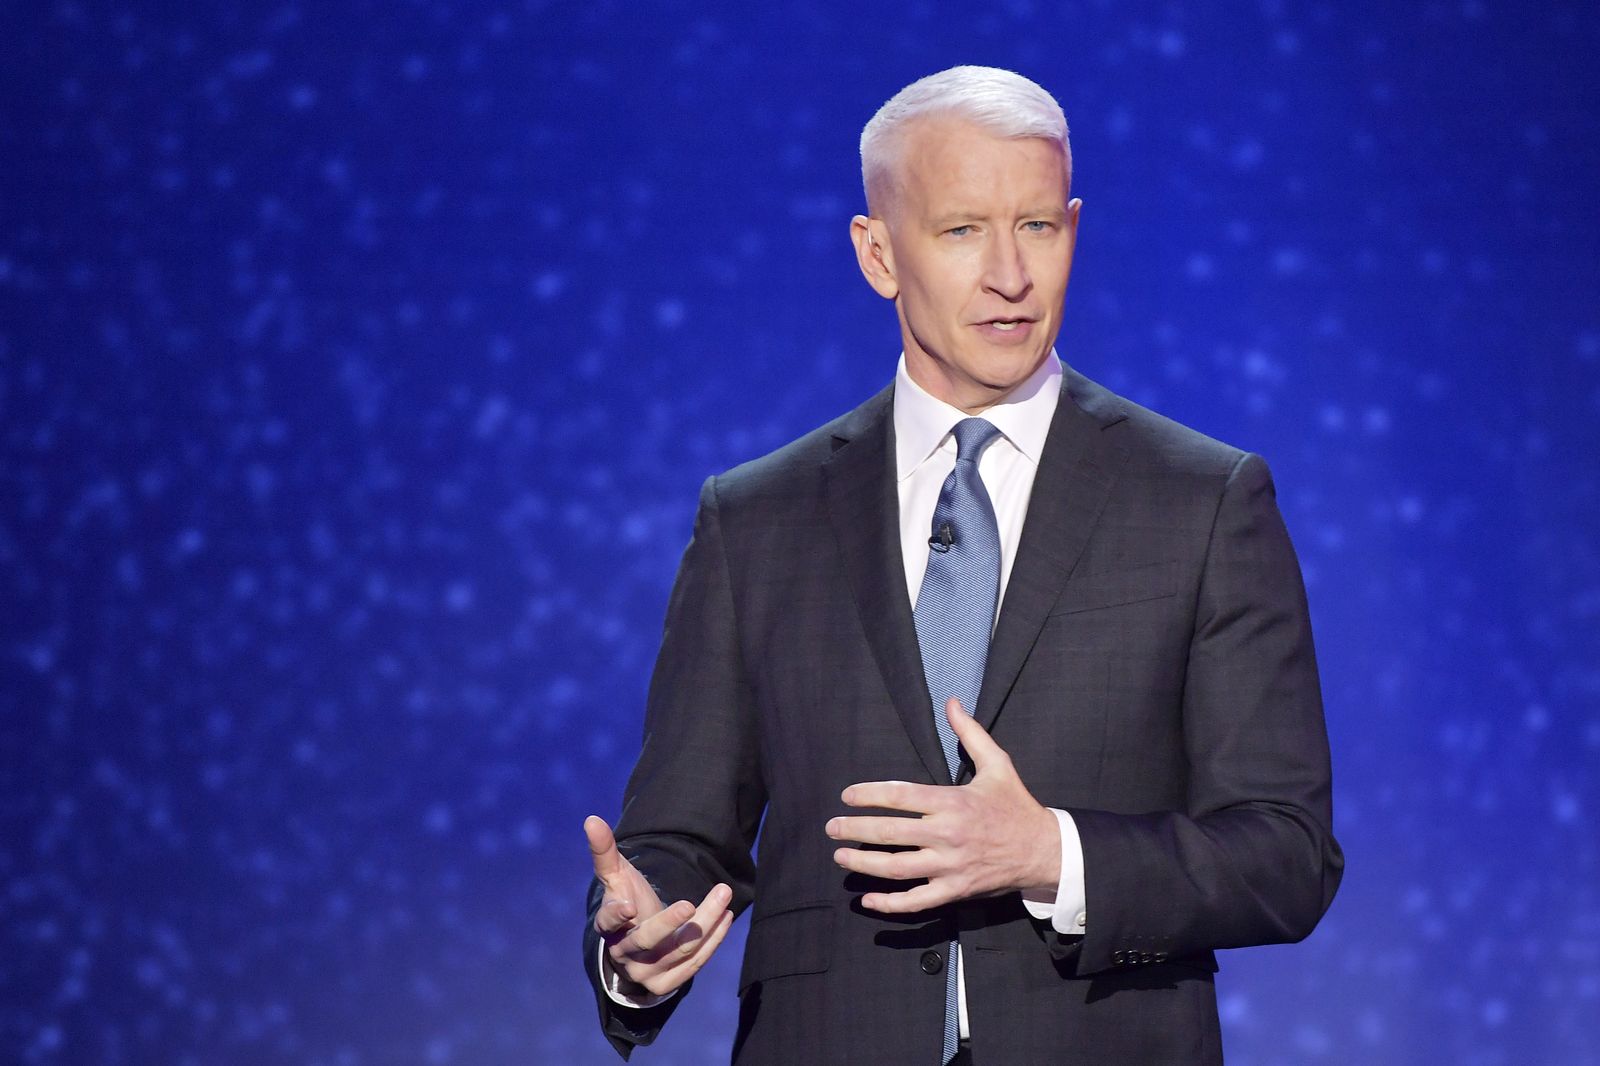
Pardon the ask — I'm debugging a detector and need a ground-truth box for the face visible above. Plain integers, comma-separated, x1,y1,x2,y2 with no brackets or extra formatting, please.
852,117,1080,413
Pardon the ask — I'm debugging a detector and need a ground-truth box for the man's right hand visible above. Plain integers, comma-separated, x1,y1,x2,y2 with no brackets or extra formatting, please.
586,814,735,999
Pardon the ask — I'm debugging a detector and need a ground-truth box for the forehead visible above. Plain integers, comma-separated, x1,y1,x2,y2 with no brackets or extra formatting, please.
895,116,1068,218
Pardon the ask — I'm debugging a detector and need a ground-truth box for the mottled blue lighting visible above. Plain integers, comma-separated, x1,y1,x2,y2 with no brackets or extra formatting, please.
2,2,1597,1064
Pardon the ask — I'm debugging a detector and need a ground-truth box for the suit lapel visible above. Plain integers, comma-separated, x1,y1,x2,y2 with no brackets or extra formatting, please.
822,384,950,785
971,368,1130,747
824,369,1131,785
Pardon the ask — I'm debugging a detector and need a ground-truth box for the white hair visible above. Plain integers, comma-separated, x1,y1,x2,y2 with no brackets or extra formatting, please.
859,65,1071,216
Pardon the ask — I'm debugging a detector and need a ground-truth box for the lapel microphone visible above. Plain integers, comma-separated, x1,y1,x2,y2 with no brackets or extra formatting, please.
929,522,956,553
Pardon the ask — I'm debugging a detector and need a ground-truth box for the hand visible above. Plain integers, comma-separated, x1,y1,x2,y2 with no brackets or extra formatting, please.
586,815,735,997
826,698,1061,914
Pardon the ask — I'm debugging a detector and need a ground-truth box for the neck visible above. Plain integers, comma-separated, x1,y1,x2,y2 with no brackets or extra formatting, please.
903,352,1048,415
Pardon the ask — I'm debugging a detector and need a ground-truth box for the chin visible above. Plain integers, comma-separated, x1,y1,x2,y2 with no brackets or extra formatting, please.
974,349,1047,384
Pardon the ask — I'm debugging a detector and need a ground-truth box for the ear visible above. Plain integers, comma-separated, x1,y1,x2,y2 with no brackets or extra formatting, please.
1060,197,1083,284
850,215,899,300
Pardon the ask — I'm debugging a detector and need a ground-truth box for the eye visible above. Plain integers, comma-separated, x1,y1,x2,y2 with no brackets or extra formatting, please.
946,225,973,237
1023,220,1054,233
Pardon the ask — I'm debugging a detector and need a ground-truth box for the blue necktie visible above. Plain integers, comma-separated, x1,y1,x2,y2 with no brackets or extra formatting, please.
911,417,1003,1064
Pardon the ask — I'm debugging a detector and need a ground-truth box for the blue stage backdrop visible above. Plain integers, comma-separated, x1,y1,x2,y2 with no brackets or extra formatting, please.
3,2,1597,1063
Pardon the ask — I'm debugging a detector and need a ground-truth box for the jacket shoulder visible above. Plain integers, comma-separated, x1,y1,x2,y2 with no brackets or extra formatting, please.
708,383,891,506
1067,368,1252,481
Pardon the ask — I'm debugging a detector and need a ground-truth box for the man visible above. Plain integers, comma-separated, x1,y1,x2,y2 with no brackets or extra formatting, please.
582,65,1342,1064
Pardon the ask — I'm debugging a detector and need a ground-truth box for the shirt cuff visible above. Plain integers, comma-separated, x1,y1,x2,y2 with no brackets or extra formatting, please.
597,940,679,1009
1020,807,1088,934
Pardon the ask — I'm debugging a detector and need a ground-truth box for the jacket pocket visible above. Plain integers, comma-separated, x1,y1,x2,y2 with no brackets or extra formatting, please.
1049,560,1178,616
738,900,835,993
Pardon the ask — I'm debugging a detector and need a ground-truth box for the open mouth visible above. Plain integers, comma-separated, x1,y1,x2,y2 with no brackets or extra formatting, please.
977,317,1035,336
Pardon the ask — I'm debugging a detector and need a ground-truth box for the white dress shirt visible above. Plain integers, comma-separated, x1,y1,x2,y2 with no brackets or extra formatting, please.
600,352,1090,1017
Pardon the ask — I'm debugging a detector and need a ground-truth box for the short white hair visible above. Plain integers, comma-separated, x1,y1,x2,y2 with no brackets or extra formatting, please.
860,65,1071,216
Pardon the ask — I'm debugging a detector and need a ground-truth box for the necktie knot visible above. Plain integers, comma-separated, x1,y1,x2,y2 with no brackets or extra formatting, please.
951,417,1002,464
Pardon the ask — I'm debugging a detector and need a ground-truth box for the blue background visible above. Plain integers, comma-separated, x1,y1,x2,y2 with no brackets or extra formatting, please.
4,2,1598,1063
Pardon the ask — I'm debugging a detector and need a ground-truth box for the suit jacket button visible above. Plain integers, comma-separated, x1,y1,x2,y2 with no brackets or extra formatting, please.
1154,951,1169,963
1138,951,1152,965
920,949,944,975
1111,950,1126,965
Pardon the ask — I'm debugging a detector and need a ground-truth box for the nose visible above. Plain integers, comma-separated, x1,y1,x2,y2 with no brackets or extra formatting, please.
981,230,1032,302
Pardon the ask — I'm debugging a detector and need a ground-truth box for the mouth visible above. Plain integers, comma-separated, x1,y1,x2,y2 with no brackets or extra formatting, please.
974,316,1037,341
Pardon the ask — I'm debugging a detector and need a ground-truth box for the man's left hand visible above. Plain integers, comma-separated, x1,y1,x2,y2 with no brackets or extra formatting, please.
827,698,1062,913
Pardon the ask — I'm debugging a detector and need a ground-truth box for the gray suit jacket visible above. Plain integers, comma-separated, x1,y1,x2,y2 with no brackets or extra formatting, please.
585,367,1343,1064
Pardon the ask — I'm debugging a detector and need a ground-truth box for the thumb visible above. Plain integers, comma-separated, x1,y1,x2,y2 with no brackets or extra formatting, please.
945,697,1008,774
585,815,627,886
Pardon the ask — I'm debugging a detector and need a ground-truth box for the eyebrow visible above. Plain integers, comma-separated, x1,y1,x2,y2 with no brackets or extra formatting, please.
927,207,1068,228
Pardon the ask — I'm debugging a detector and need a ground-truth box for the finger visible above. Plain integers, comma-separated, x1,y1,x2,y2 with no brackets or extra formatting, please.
638,908,736,997
841,779,942,814
692,908,735,966
945,698,1009,773
668,883,734,960
832,845,939,882
677,908,735,975
594,895,639,935
585,815,627,886
826,815,930,847
860,881,951,914
614,884,731,972
611,898,697,959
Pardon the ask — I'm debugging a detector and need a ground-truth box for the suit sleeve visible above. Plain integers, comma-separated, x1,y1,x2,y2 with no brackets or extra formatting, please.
1060,452,1344,974
582,475,766,1058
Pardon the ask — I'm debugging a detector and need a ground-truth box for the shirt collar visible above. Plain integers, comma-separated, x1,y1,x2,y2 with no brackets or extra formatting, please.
893,351,1063,481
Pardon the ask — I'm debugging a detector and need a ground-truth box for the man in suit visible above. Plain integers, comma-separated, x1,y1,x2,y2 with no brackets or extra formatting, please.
582,65,1343,1064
